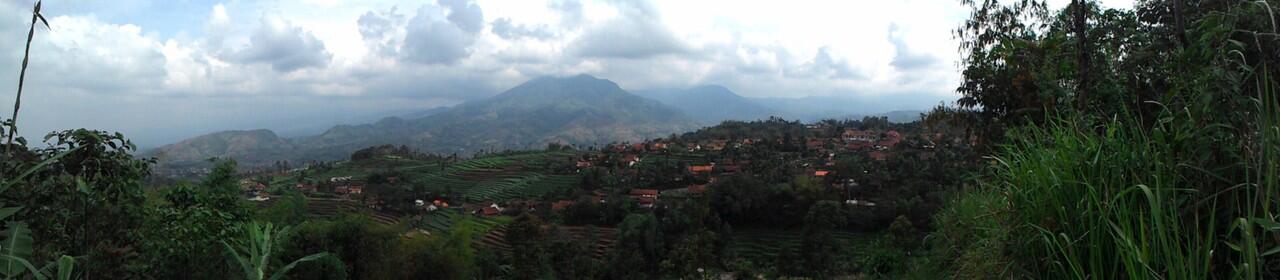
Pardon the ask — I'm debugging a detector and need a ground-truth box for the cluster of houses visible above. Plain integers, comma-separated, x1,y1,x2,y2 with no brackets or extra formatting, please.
247,125,941,219
808,129,905,160
240,179,270,201
561,127,932,212
242,175,368,201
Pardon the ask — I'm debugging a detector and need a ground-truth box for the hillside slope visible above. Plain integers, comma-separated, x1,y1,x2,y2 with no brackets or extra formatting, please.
150,75,697,174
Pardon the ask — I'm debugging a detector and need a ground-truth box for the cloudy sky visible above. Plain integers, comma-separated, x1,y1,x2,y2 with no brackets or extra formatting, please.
0,0,1133,148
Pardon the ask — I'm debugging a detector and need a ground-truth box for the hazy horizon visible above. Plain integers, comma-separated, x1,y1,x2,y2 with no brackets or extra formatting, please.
0,0,1133,148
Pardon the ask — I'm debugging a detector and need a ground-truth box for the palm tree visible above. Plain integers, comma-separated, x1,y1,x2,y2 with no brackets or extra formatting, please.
221,222,330,280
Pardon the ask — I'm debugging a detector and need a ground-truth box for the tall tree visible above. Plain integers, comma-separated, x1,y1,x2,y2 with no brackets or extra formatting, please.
506,214,551,279
1073,0,1091,109
607,214,663,279
799,201,847,276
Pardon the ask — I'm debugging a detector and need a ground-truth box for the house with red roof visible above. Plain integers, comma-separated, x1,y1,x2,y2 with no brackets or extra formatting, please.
842,129,877,142
630,189,660,198
807,138,827,150
869,150,889,161
687,184,708,196
637,197,657,208
551,200,574,211
476,203,503,216
591,190,607,203
689,165,714,174
295,183,316,192
648,142,669,151
623,154,641,166
846,141,873,150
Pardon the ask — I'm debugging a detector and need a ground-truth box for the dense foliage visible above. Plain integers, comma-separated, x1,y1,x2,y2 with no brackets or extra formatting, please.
930,0,1280,279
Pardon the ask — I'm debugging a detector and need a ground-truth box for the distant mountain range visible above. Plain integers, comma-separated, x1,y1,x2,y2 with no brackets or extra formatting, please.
637,85,780,124
640,86,925,124
149,75,926,173
149,75,698,172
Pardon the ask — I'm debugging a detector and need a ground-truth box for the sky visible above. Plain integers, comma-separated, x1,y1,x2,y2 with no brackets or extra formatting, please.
0,0,1135,148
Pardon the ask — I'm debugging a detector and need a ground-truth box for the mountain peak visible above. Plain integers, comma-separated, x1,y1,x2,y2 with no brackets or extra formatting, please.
491,74,628,103
691,84,732,93
529,74,610,85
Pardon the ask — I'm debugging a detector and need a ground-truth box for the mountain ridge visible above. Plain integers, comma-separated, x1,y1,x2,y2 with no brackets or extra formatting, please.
149,75,698,173
638,85,781,124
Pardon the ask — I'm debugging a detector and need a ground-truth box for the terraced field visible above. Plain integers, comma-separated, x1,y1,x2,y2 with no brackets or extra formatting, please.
410,152,582,203
255,197,400,225
729,229,872,262
415,208,509,236
478,225,619,259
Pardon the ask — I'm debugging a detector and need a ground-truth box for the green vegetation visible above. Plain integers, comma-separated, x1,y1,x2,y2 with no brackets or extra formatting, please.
727,229,869,264
415,208,508,236
1,0,1275,279
924,0,1280,279
221,222,329,280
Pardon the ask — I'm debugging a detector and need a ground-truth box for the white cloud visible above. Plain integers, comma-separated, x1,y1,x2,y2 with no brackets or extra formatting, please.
226,16,332,72
26,15,168,95
400,3,479,64
0,0,1145,147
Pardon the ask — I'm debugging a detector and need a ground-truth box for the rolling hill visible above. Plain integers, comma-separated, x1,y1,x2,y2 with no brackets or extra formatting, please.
149,74,698,174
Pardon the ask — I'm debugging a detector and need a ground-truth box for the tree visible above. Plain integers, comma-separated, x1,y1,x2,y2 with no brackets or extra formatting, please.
887,215,919,249
141,179,250,279
394,228,475,279
800,201,847,276
280,215,398,279
708,173,770,225
506,214,550,279
607,214,663,279
256,192,308,226
4,129,154,278
548,232,600,279
954,0,1052,146
659,230,719,278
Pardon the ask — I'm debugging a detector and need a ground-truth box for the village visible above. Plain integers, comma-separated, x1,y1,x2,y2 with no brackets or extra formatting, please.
241,118,968,238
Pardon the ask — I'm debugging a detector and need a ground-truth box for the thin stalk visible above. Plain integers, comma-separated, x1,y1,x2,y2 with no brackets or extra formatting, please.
6,1,48,155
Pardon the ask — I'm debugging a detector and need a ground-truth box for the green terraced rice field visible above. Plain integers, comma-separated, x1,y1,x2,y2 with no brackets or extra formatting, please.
416,208,509,236
729,229,871,262
407,152,581,203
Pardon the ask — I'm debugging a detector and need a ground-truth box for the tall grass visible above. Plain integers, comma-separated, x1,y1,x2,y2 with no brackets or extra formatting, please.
931,3,1280,278
933,55,1279,280
995,115,1216,279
